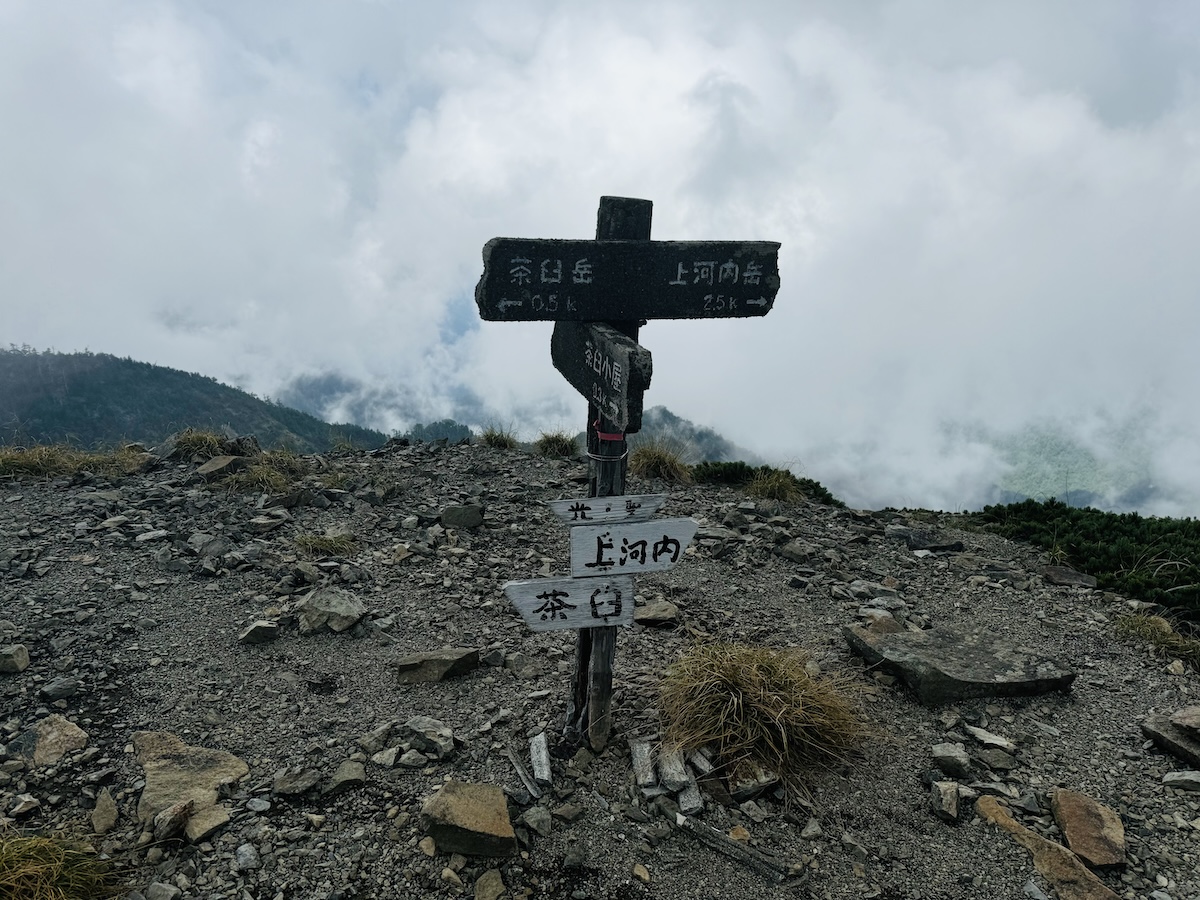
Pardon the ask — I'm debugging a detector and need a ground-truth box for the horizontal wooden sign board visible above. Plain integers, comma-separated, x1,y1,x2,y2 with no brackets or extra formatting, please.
476,238,780,322
551,321,652,433
570,518,699,578
546,494,668,526
504,576,635,632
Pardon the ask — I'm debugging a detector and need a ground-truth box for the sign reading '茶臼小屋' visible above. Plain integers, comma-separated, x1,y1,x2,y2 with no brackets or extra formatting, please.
551,321,652,434
476,238,780,322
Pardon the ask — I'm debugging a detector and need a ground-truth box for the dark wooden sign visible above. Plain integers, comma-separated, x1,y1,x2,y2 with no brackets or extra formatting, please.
551,321,652,433
476,238,780,322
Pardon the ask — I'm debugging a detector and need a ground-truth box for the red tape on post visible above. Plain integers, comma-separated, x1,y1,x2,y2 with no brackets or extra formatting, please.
592,419,625,443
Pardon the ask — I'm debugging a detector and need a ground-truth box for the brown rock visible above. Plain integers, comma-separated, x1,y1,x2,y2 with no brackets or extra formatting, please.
0,643,30,673
977,796,1120,900
420,781,516,857
1050,789,1125,868
134,731,249,842
91,787,118,834
634,599,679,627
30,714,89,766
1170,705,1200,735
298,586,366,634
195,455,247,480
931,781,959,822
396,648,480,685
474,868,506,900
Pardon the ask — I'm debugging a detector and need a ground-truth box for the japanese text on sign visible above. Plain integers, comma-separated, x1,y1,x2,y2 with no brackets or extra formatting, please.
503,576,635,633
569,518,699,579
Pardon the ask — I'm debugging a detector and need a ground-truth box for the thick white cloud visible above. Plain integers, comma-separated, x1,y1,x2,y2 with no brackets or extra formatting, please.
2,1,1199,512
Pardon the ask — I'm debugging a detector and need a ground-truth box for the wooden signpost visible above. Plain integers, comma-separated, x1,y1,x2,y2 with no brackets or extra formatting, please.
477,196,779,751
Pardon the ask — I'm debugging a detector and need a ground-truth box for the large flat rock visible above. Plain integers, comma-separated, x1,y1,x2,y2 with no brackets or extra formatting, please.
1050,789,1126,868
420,781,515,856
844,623,1075,706
1142,713,1200,768
395,648,480,685
134,731,249,842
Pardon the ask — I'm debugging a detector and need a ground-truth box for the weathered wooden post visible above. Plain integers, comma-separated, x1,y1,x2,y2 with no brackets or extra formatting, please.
476,196,780,751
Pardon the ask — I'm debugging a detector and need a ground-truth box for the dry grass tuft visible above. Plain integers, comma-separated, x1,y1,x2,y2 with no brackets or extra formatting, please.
220,465,290,494
747,468,803,503
480,426,518,450
660,643,867,793
0,445,149,479
295,533,358,557
173,428,225,461
534,431,578,458
629,440,692,484
220,449,310,494
0,830,125,900
260,449,309,479
1115,614,1200,670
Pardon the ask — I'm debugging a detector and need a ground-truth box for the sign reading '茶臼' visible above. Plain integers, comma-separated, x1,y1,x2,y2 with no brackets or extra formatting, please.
476,238,780,322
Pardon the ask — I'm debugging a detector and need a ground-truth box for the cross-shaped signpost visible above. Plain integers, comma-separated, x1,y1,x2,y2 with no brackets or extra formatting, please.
476,196,780,751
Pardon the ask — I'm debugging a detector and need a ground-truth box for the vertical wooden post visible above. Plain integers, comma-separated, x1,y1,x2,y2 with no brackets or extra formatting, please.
565,196,652,752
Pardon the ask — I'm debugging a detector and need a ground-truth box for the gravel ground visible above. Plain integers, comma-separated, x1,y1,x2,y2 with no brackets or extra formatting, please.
1,439,1198,900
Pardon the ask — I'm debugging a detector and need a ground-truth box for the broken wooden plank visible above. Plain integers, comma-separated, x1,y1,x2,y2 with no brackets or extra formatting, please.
504,743,541,800
630,740,656,789
657,747,690,792
529,732,552,787
674,813,801,885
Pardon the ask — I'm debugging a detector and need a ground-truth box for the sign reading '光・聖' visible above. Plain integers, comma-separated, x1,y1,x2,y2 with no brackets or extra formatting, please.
476,238,780,322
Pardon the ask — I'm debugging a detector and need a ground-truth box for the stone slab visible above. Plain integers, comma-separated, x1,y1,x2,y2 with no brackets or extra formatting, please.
420,781,516,857
1050,789,1125,868
134,731,249,842
395,648,480,685
1142,713,1200,768
1170,705,1200,735
844,624,1075,706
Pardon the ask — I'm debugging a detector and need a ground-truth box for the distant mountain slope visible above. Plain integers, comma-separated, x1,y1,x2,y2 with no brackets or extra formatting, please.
0,347,387,452
631,406,761,463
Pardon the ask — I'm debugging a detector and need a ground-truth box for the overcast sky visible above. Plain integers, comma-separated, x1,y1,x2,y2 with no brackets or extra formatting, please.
3,1,1199,513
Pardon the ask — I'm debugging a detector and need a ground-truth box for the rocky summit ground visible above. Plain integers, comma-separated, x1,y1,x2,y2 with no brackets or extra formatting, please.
2,438,1199,900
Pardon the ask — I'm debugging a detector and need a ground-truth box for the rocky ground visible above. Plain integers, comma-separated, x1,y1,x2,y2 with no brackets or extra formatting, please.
1,437,1199,900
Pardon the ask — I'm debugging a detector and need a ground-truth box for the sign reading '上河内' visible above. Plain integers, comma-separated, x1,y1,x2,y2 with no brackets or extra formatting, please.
475,238,780,322
569,518,699,579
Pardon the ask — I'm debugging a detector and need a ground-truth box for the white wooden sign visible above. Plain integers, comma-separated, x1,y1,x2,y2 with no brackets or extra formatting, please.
570,518,699,578
546,494,667,526
503,576,635,632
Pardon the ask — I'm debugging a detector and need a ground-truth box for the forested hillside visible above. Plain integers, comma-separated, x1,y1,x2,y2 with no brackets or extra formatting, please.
0,347,387,452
